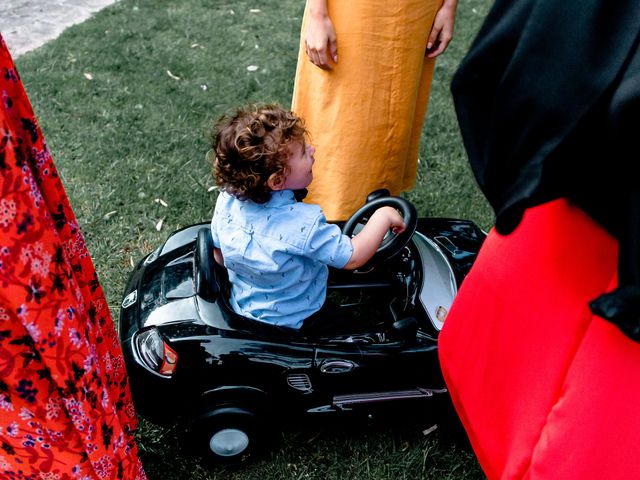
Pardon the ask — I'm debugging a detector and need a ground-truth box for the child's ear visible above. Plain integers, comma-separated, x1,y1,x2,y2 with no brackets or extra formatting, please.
267,173,285,191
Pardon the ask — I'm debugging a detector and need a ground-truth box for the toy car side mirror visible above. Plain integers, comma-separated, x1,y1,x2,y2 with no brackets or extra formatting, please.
195,228,219,302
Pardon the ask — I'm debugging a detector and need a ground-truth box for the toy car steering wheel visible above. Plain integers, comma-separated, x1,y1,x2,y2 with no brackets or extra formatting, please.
342,196,417,267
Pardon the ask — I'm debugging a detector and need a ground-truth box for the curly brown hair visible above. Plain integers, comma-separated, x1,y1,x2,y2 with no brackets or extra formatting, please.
211,104,307,203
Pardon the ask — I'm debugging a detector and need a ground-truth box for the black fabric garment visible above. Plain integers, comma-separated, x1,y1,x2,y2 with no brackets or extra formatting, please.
451,0,640,340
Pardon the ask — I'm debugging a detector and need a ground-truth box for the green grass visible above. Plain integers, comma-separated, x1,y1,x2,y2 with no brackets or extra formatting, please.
15,0,493,477
138,418,481,479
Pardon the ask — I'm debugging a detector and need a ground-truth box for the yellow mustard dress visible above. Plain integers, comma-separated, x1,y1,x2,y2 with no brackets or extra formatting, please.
292,0,442,220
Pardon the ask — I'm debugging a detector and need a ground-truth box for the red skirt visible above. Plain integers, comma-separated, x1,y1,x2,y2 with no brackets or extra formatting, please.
439,199,640,479
0,35,145,478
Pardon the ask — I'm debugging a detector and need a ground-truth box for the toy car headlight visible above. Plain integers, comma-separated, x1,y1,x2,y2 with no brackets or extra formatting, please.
135,328,178,377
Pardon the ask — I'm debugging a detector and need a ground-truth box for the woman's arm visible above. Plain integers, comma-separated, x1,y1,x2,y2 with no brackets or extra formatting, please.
426,0,458,58
303,0,338,69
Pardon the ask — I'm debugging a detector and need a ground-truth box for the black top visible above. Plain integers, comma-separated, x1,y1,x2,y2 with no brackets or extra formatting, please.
451,0,640,340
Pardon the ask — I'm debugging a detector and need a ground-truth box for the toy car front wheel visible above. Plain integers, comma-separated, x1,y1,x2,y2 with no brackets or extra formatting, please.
194,407,263,465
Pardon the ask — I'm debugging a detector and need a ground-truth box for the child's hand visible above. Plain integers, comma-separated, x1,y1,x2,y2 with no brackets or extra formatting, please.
343,206,407,270
379,206,406,235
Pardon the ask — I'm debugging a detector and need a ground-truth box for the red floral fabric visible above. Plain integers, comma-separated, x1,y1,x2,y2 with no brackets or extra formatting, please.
0,35,146,479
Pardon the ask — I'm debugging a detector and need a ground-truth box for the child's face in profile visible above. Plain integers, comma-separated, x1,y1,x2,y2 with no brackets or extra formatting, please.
281,141,315,190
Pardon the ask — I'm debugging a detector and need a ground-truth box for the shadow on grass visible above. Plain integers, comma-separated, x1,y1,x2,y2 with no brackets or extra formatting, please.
137,405,483,480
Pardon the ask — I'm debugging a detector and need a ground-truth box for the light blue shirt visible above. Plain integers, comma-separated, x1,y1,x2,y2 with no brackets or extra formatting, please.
211,190,353,329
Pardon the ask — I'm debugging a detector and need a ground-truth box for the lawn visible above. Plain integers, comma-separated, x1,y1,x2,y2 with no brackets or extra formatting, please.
14,0,493,478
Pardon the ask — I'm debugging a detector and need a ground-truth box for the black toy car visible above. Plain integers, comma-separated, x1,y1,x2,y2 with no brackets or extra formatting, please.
119,193,485,464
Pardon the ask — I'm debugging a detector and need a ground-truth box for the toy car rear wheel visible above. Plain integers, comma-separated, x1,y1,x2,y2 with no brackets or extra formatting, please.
194,407,263,465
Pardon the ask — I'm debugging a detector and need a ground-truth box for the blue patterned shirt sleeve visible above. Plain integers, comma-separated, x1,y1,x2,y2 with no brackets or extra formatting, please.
304,215,353,268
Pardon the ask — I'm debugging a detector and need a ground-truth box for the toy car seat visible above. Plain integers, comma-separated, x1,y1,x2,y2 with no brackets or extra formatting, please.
195,228,220,302
195,228,309,339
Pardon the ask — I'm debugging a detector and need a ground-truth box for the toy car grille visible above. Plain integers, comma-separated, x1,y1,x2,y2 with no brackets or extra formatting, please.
287,373,313,393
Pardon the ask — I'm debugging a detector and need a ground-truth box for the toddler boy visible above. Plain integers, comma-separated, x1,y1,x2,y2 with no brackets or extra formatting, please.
211,104,405,331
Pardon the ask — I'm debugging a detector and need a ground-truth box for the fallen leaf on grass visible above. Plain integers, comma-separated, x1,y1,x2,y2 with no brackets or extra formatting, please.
422,424,438,436
166,70,180,80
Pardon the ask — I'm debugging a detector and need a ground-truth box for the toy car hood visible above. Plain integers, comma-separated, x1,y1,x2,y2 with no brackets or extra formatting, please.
121,224,222,336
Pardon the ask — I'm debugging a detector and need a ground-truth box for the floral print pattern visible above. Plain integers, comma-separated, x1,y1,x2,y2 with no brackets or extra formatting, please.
0,35,146,479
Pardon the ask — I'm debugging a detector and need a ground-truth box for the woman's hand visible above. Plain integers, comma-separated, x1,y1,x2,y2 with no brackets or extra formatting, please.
425,0,458,58
303,2,338,70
